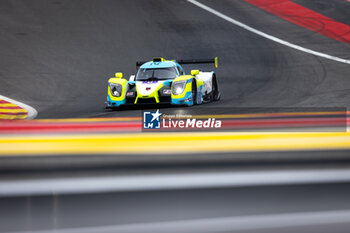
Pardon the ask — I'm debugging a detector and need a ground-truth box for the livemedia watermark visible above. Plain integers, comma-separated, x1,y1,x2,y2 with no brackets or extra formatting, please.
143,109,222,130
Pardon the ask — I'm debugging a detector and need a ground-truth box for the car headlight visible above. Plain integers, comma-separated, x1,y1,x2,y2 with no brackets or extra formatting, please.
109,83,122,97
172,81,187,95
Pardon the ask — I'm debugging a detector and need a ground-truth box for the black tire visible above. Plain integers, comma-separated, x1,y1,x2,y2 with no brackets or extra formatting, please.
208,84,214,102
212,75,220,101
192,79,197,105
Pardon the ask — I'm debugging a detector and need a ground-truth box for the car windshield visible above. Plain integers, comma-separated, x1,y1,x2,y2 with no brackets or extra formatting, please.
136,67,178,81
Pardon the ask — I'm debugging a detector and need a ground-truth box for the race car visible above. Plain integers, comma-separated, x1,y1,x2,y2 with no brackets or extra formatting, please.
106,57,220,108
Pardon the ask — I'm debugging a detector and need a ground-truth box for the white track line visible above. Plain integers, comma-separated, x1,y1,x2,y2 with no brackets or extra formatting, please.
187,0,350,65
0,95,38,119
9,209,350,233
2,168,350,197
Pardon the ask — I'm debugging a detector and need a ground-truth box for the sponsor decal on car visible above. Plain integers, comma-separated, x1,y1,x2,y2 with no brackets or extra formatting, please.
162,89,171,95
142,81,158,84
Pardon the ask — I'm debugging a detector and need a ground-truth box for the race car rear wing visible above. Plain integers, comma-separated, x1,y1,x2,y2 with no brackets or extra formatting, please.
136,57,218,69
176,58,218,68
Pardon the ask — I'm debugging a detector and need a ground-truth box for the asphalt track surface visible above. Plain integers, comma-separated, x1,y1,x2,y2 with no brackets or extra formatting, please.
1,0,350,164
0,0,350,119
1,0,350,232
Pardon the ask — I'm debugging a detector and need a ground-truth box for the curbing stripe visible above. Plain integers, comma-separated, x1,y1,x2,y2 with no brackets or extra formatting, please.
9,111,349,123
246,0,350,44
187,0,350,65
0,95,37,120
0,114,27,120
0,108,28,113
0,132,350,155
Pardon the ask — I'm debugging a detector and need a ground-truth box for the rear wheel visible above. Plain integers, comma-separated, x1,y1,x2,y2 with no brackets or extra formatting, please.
191,80,197,105
211,75,220,101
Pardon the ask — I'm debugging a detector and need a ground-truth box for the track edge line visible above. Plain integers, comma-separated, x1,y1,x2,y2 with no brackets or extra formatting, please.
186,0,350,65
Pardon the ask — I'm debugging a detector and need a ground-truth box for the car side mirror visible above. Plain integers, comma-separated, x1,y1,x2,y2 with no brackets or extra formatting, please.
129,75,135,81
191,70,199,76
115,72,123,79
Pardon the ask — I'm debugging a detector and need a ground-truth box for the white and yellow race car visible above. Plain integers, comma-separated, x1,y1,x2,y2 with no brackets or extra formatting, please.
106,57,220,108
